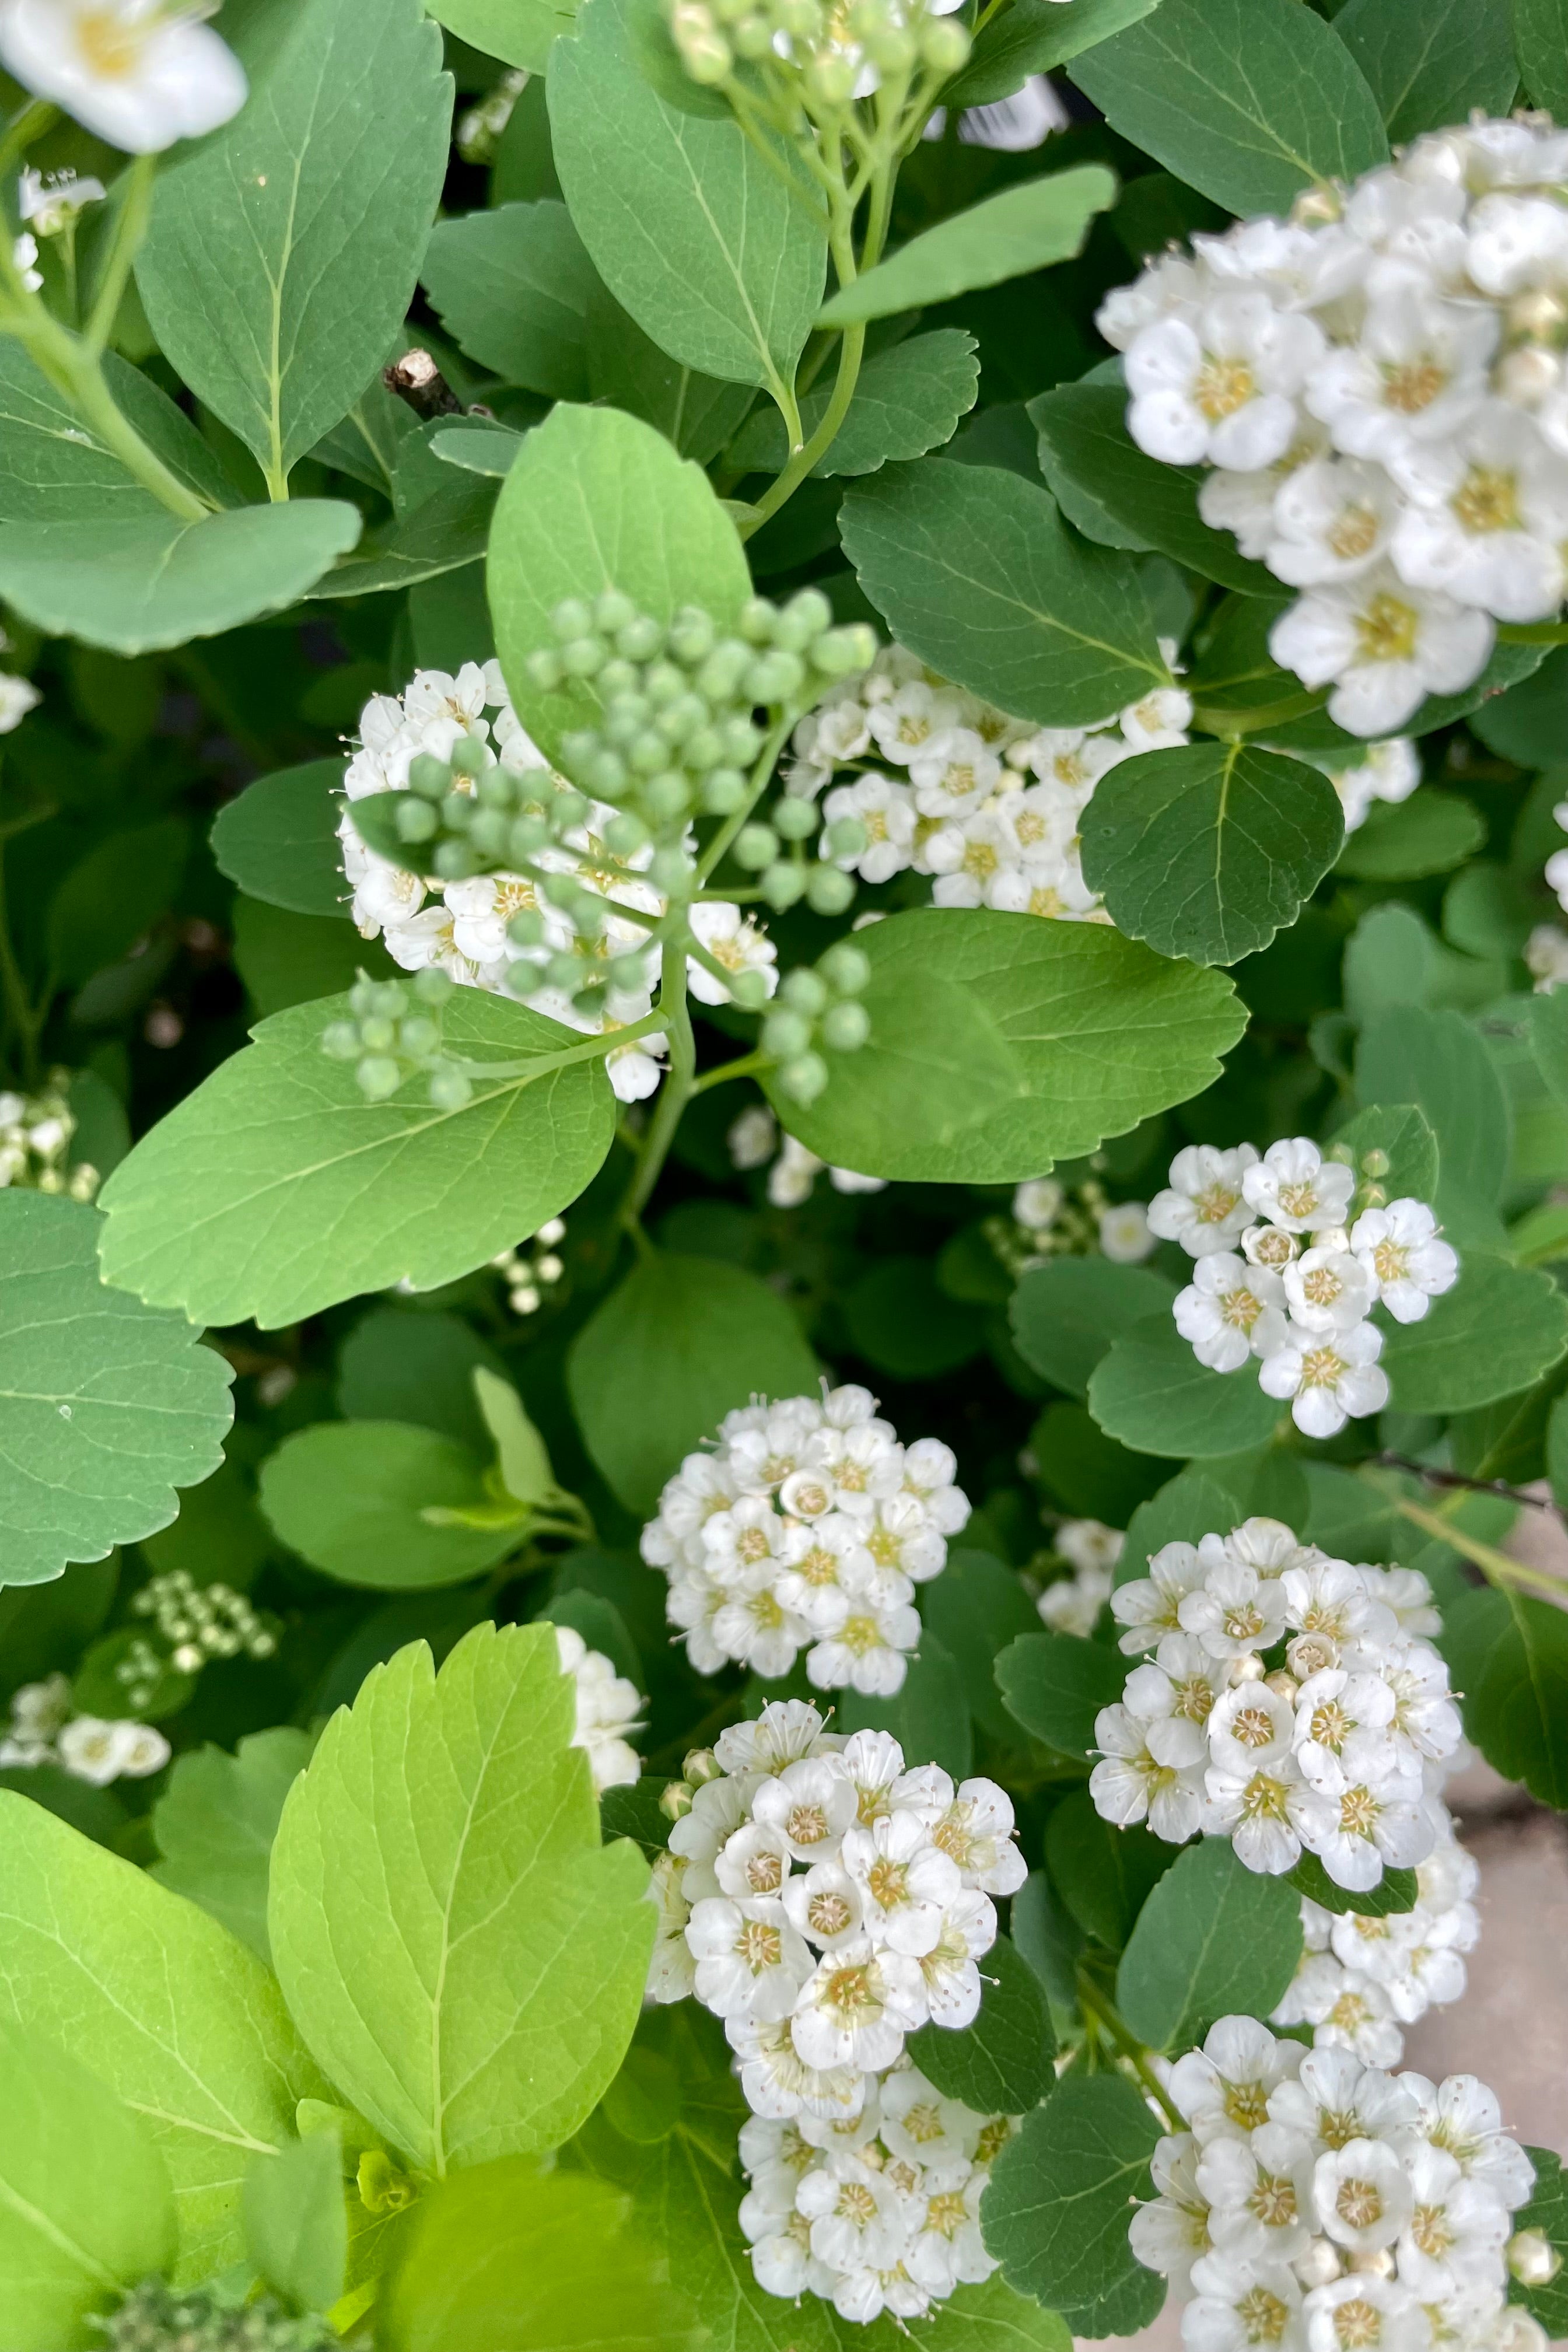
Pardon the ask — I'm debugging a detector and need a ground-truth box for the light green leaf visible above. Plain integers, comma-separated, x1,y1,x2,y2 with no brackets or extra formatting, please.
585,283,757,466
0,501,362,656
489,401,752,769
1513,0,1568,117
838,1630,974,1781
1071,0,1388,218
1089,1315,1284,1460
908,1937,1056,2116
1080,742,1344,968
817,166,1116,328
431,422,526,478
96,989,617,1331
1356,1007,1511,1227
1332,0,1516,141
839,458,1168,726
568,1254,818,1517
0,1194,232,1591
259,1421,522,1589
1335,790,1484,883
428,0,576,71
243,2129,347,2318
149,1729,313,1965
210,761,348,921
1326,1102,1440,1207
0,1794,325,2281
0,340,235,524
728,330,980,478
1116,1840,1303,2053
473,1368,556,1507
1440,1584,1568,1809
995,1632,1125,1761
1381,1256,1568,1413
421,202,598,399
137,0,452,482
940,0,1162,108
1030,384,1278,596
268,1624,654,2174
982,2075,1165,2336
766,908,1246,1184
550,0,824,394
0,2019,178,2352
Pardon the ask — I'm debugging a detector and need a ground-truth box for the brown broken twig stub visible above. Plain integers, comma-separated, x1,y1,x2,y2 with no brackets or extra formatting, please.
383,347,463,418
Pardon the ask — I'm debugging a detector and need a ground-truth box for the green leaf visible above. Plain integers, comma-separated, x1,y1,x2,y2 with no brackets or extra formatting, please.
379,2161,702,2352
337,1307,505,1452
243,2129,347,2318
431,422,526,479
1326,1102,1440,1208
1469,642,1568,765
1381,1256,1568,1415
996,1632,1125,1762
1071,0,1388,218
1030,384,1279,596
818,166,1117,328
1514,0,1568,117
230,900,394,1019
259,1421,522,1590
841,1255,985,1379
1332,0,1516,142
838,1630,974,1781
940,0,1161,108
1010,1257,1175,1401
550,0,824,393
210,761,348,921
1089,1314,1283,1460
766,909,1245,1184
585,283,756,466
97,989,617,1331
1440,1584,1568,1810
1080,742,1344,967
149,1729,313,1966
489,401,752,769
0,2018,178,2352
421,202,598,399
48,818,190,987
1044,1788,1176,1948
0,1794,324,2281
0,501,362,656
302,478,495,603
0,340,235,524
268,1625,654,2173
908,1937,1056,2115
1116,1840,1303,2053
727,330,980,478
1509,2149,1568,2340
921,1548,1044,1742
474,1368,558,1507
839,458,1167,727
569,1253,817,1517
1531,987,1568,1116
137,0,452,482
0,1194,232,1591
1286,1852,1418,1918
981,2075,1165,2336
426,0,573,71
1335,790,1484,882
1356,1007,1511,1222
1119,1469,1244,1586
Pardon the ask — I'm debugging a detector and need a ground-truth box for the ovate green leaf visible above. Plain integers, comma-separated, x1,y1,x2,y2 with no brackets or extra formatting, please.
1380,1257,1568,1415
908,1937,1056,2115
818,166,1116,327
1287,1853,1417,1919
1513,0,1568,118
995,1633,1126,1762
1335,790,1484,883
1088,1315,1283,1459
1010,1256,1175,1400
421,202,599,400
1326,1103,1440,1208
1440,1585,1568,1810
727,330,979,477
149,1729,313,1965
1332,0,1516,139
425,0,574,71
1115,1840,1303,2053
243,2129,347,2318
981,2075,1165,2336
940,0,1161,108
1508,2148,1568,2340
258,1422,522,1589
210,761,348,921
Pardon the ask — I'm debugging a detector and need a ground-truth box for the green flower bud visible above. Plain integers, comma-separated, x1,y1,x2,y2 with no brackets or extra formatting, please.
645,770,692,822
508,812,551,862
573,984,608,1019
450,735,488,778
821,998,870,1050
740,595,776,643
702,768,749,814
413,967,456,1007
806,864,856,915
762,860,807,909
656,691,710,746
370,982,408,1019
552,789,592,832
681,725,725,773
730,967,772,1010
773,794,818,841
781,967,828,1016
321,1020,362,1061
764,1006,813,1060
561,729,601,771
866,23,914,69
817,940,872,995
468,808,512,859
429,1066,474,1112
508,906,547,948
735,822,779,870
643,661,686,708
598,657,640,699
547,951,584,992
806,50,858,103
604,810,649,858
746,649,806,704
398,1014,440,1058
629,728,673,775
684,1746,723,1784
550,597,594,641
784,585,832,639
356,1055,403,1101
607,951,650,991
440,791,474,832
594,588,638,635
349,977,381,1018
408,751,450,799
525,647,564,691
561,634,610,678
919,13,969,68
649,845,690,894
433,839,480,881
779,1050,829,1103
659,1779,695,1821
696,640,751,701
732,12,770,53
669,606,718,665
720,715,762,764
811,622,878,676
617,614,666,662
395,796,439,844
685,24,731,70
584,748,629,799
476,764,517,808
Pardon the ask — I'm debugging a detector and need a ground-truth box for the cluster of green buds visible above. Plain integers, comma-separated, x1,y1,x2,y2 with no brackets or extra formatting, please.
658,1744,724,1819
987,1177,1116,1279
491,1215,568,1316
1326,1139,1394,1216
94,2281,334,2351
666,0,968,113
0,1070,99,1200
125,1570,276,1696
759,937,870,1104
348,735,593,889
732,792,860,915
320,970,474,1110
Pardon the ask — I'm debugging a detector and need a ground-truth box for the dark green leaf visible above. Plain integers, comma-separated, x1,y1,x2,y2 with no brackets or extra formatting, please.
427,0,573,69
1286,1853,1418,1917
0,341,233,524
230,899,394,1018
337,1307,506,1452
1469,643,1568,765
1334,0,1516,141
941,0,1160,107
421,201,598,399
838,1629,974,1781
996,1633,1125,1761
1116,1840,1303,2052
304,477,494,601
1509,2149,1568,2340
260,1421,522,1590
728,330,980,478
920,1549,1041,1742
818,167,1117,327
909,1937,1056,2115
210,762,347,921
842,1255,985,1378
1381,1256,1568,1415
1356,1007,1511,1221
1335,790,1483,883
1089,1315,1283,1460
1011,1871,1086,2023
48,819,190,986
1119,1469,1244,1586
1440,1584,1568,1810
1325,1102,1440,1208
981,2075,1165,2335
584,284,755,466
1010,1257,1176,1400
1515,0,1568,117
1032,1401,1178,1524
1044,1788,1177,1948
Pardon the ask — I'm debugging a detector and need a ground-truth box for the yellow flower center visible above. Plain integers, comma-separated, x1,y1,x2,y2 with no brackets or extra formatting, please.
1354,592,1420,665
1195,356,1258,421
1452,464,1520,534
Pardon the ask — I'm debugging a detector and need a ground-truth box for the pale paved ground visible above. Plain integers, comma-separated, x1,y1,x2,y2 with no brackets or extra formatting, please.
1080,1497,1568,2352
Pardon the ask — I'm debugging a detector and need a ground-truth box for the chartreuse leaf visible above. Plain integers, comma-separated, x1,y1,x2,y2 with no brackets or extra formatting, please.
982,2075,1165,2336
1334,0,1516,139
767,909,1245,1184
1010,1257,1175,1400
268,1625,654,2174
1510,2148,1568,2340
210,761,348,921
0,1194,233,1591
569,1254,818,1517
425,0,573,70
243,2128,346,2318
421,202,599,400
940,0,1160,108
727,330,980,477
1080,744,1345,967
818,166,1116,327
1071,0,1388,218
1089,1315,1283,1460
839,459,1168,726
1030,384,1279,597
550,0,824,394
1440,1585,1568,1810
1513,0,1568,118
489,401,752,769
1287,1853,1417,1919
996,1633,1125,1762
149,1728,312,1965
1381,1258,1568,1415
0,1794,325,2281
0,2018,177,2352
1116,1842,1303,2053
97,989,617,1331
1325,1102,1440,1208
909,1937,1055,2115
379,2162,702,2352
258,1422,522,1590
137,0,451,485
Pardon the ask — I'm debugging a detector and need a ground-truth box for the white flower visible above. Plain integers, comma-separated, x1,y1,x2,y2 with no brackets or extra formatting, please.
1291,1670,1397,1791
1349,1200,1458,1324
1305,272,1497,466
921,1777,1027,1894
1126,292,1325,470
1258,1319,1390,1440
1283,1247,1377,1335
18,165,106,234
1121,685,1195,752
1268,459,1401,587
729,1104,778,1169
57,1716,167,1786
1091,1703,1208,1841
687,1896,816,2021
822,774,916,883
1395,2145,1510,2296
1303,2273,1427,2352
554,1623,643,1793
1112,1538,1213,1653
1168,2018,1304,2141
1207,1681,1297,1775
687,902,778,1005
841,1811,961,1957
807,1598,921,1698
1327,737,1420,834
796,2152,908,2272
1526,923,1568,989
792,1938,927,2071
1314,2138,1414,2251
1,0,249,152
1182,2250,1305,2352
1270,568,1493,737
1296,1770,1433,1893
1268,2046,1418,2151
915,1888,996,2026
1242,1141,1356,1235
1130,2134,1213,2293
0,672,41,734
752,1757,856,1861
1179,1561,1289,1661
13,231,40,292
1100,1199,1157,1262
1391,401,1568,622
1203,1754,1316,1875
1398,2073,1536,2207
1199,2127,1317,2264
1013,1177,1064,1232
1150,1144,1261,1258
1175,1254,1290,1372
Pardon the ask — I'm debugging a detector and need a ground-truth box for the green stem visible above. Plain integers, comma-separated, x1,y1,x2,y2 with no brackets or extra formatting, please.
1076,1973,1183,2130
1394,1497,1568,1604
82,153,156,359
624,936,696,1224
1497,621,1568,646
446,1006,670,1086
696,713,795,886
691,1048,771,1094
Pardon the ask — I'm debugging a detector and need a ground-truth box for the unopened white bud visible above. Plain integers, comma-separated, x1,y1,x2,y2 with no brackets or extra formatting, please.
1509,2231,1562,2289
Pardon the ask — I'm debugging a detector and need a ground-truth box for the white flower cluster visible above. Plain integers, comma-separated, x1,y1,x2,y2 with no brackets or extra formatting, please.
1130,2015,1547,2352
0,1073,100,1201
1092,1517,1462,1892
727,1102,888,1209
1098,116,1568,737
554,1623,643,1794
1153,1139,1458,1438
1037,1517,1125,1636
647,1700,1025,2324
787,642,1192,923
1321,740,1422,835
491,1215,567,1316
640,1384,970,1695
339,663,778,1104
0,1674,169,1786
0,0,248,153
